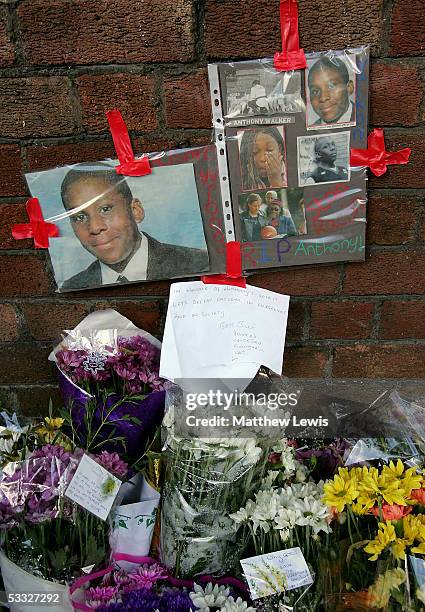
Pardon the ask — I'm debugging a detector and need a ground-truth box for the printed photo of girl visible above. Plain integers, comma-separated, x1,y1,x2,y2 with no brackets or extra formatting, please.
238,126,288,192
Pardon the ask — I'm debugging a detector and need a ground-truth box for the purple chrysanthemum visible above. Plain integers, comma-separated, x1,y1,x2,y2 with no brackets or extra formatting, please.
95,451,128,479
125,563,168,591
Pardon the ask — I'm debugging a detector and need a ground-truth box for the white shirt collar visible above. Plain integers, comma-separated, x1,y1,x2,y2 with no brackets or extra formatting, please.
338,102,353,124
100,232,148,284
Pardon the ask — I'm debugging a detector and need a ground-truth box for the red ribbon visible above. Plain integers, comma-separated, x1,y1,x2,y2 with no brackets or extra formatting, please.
274,0,306,71
202,241,246,288
350,128,412,177
106,109,152,177
11,197,59,248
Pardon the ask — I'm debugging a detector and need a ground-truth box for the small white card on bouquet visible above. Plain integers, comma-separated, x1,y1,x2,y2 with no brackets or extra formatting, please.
240,547,313,600
65,454,121,521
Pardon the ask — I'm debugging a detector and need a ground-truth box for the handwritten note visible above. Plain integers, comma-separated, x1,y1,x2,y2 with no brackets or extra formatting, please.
240,547,313,600
160,282,289,384
65,454,121,521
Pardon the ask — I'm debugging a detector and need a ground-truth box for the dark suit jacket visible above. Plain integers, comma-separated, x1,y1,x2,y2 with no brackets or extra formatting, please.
61,234,209,291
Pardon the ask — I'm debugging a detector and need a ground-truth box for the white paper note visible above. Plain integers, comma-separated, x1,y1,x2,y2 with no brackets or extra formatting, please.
160,281,289,385
240,547,313,600
65,454,121,521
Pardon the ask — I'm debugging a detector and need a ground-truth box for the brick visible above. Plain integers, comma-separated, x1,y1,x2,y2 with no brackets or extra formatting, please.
390,0,425,57
344,251,425,296
64,280,172,299
380,300,425,339
26,141,116,172
0,343,55,384
164,69,211,129
205,0,384,59
0,203,33,250
23,303,89,341
0,77,77,138
0,6,14,67
16,386,62,417
0,387,18,412
367,193,419,245
250,265,340,296
93,301,161,336
283,347,329,378
137,134,212,154
77,74,157,134
0,145,27,197
0,255,51,297
0,304,19,341
369,133,425,190
311,301,374,339
370,62,422,126
334,344,425,378
286,302,305,341
18,0,194,65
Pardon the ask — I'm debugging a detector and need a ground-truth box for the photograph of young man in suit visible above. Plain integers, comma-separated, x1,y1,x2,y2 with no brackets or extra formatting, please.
60,165,209,290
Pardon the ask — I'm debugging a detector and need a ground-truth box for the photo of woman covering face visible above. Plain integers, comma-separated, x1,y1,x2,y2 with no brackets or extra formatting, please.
306,54,357,130
238,126,288,192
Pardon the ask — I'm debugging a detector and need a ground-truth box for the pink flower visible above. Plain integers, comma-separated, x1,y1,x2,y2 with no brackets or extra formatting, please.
95,451,128,478
370,503,412,521
411,488,425,505
86,586,119,608
126,563,168,590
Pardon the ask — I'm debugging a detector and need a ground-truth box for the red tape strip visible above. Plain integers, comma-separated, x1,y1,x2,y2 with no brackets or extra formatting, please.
201,241,246,288
350,128,411,177
106,109,152,177
11,197,59,248
274,0,306,71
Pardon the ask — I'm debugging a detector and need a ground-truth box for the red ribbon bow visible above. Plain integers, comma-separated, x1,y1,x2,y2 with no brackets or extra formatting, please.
350,129,412,177
106,109,152,177
201,241,246,288
274,0,306,71
11,197,59,248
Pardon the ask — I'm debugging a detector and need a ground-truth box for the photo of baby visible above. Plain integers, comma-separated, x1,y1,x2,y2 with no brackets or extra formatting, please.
238,189,306,242
306,53,357,130
238,126,288,192
297,132,351,187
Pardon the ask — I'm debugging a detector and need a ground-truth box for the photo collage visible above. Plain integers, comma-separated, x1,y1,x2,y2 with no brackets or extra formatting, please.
209,48,370,270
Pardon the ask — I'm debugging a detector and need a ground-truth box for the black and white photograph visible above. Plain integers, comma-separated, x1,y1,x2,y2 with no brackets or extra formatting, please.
238,188,307,242
306,53,357,130
25,160,209,290
237,125,288,192
224,65,303,119
297,132,351,186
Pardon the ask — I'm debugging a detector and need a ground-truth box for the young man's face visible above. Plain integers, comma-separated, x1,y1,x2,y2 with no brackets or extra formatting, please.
309,66,354,123
316,138,337,164
65,177,144,266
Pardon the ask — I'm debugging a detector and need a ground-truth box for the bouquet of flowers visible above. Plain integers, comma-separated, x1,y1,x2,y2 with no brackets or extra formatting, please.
0,441,129,586
321,459,425,610
50,309,166,467
72,558,255,611
159,390,269,579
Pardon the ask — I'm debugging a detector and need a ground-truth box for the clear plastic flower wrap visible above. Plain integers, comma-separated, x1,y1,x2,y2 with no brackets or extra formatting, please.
49,309,166,467
159,384,270,578
0,444,112,584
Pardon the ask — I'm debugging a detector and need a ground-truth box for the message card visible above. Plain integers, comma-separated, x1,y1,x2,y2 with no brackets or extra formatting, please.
240,547,313,600
160,281,290,383
65,454,121,521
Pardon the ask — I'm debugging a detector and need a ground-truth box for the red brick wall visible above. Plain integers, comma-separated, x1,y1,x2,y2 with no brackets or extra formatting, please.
0,0,424,413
